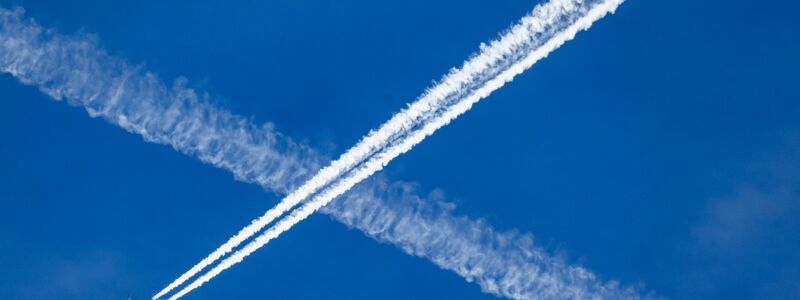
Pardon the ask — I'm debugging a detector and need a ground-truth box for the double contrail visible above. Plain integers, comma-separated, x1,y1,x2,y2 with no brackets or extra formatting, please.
165,0,626,298
1,1,647,299
159,0,625,298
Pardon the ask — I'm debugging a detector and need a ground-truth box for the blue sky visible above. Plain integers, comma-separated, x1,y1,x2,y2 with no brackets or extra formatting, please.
1,0,799,299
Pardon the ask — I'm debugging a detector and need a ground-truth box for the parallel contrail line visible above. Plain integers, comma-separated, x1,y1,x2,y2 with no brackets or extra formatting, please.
166,0,624,298
153,1,596,298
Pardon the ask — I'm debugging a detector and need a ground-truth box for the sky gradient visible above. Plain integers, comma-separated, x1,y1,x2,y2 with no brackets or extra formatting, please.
1,0,799,299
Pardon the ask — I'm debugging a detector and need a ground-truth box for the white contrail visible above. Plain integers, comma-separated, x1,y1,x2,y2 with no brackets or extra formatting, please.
1,3,647,299
0,8,321,195
168,0,625,298
154,0,606,297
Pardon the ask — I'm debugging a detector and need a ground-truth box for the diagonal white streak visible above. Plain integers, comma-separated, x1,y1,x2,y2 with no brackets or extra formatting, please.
155,0,611,297
168,0,625,299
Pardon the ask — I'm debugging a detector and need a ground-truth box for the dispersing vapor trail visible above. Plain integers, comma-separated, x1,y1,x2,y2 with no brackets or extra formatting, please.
155,0,617,297
167,0,626,298
0,9,321,195
1,3,648,300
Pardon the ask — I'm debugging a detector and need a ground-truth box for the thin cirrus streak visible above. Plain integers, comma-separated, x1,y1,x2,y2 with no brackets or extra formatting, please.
0,7,321,195
0,2,649,300
168,0,636,299
157,0,616,297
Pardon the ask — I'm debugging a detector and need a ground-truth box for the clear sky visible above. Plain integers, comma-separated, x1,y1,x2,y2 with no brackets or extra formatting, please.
1,0,799,299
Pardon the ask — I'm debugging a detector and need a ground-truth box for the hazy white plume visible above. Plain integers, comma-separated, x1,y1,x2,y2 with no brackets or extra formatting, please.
1,3,649,300
0,7,320,195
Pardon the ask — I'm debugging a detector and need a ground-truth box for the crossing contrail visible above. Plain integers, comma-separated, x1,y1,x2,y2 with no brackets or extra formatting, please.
154,0,618,297
0,7,321,195
1,2,648,299
166,0,627,298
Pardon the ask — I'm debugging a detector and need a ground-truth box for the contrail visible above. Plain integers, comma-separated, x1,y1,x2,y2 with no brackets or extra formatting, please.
155,0,615,297
1,3,648,299
167,0,626,298
0,7,321,195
